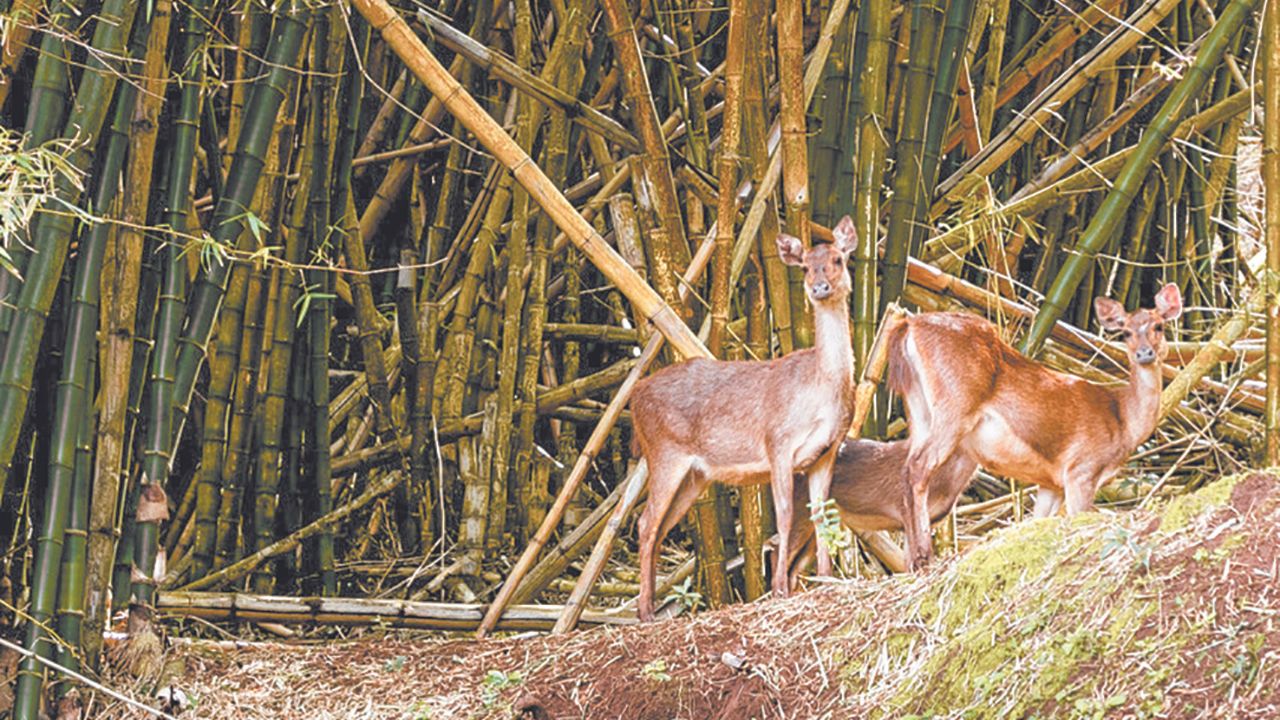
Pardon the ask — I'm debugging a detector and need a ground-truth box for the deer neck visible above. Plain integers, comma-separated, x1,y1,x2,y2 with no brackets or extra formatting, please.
811,297,854,386
1118,360,1163,448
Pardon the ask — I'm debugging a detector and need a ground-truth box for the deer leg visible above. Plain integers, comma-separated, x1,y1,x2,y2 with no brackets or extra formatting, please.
1033,486,1064,519
902,436,960,571
636,454,695,622
787,532,817,591
768,455,797,599
806,445,839,577
1062,474,1099,515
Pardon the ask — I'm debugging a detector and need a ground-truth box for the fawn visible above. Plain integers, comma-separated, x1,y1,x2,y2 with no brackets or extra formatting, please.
628,216,858,621
783,438,978,582
886,284,1183,569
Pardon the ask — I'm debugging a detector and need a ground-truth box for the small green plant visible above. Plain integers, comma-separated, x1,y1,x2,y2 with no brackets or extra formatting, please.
1070,692,1127,719
640,659,672,683
480,669,523,708
809,497,853,558
382,655,406,672
1100,526,1153,572
662,577,704,613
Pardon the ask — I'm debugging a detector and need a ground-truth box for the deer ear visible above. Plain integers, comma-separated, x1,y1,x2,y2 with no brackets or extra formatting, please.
1094,297,1127,332
832,215,858,257
777,234,805,266
1154,283,1183,321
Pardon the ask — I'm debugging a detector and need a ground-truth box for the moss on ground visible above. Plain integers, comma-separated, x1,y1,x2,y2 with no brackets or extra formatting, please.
837,473,1270,719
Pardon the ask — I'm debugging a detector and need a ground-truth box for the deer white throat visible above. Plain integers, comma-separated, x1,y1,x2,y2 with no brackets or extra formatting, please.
1120,361,1163,449
812,299,854,383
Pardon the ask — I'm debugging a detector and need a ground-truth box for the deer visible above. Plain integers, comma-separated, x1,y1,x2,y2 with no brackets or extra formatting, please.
628,215,858,622
782,437,978,583
886,283,1183,570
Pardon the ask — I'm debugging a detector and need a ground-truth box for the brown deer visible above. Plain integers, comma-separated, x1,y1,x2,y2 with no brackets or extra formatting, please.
783,438,978,582
629,216,858,621
886,284,1183,570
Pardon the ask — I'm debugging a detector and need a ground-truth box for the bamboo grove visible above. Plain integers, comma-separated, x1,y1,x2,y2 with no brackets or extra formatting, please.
0,0,1274,713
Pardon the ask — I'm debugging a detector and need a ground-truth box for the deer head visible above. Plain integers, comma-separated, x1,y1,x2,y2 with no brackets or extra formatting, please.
777,215,858,304
1094,283,1183,366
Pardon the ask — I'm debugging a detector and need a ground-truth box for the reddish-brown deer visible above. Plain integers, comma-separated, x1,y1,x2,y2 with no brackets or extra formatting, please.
629,216,858,621
783,438,978,583
886,284,1183,570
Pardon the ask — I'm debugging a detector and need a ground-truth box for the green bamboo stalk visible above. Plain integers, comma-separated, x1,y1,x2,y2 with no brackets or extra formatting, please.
881,0,944,313
167,3,310,446
921,0,979,192
1021,0,1258,355
854,0,891,376
130,0,210,613
174,0,224,581
253,53,318,593
0,0,79,336
213,263,267,571
54,349,94,683
0,0,138,504
299,6,346,592
12,18,141,704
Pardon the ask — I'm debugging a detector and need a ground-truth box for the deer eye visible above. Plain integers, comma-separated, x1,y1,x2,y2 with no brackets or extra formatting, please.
1154,323,1164,332
1119,330,1132,340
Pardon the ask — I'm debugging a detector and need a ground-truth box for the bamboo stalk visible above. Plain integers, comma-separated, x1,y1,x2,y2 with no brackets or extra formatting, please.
854,0,892,379
709,0,745,356
778,0,811,251
15,9,145,700
598,0,690,310
1266,0,1280,462
881,0,945,312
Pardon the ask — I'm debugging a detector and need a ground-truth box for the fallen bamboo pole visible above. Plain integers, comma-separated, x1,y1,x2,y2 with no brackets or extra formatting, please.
158,591,635,631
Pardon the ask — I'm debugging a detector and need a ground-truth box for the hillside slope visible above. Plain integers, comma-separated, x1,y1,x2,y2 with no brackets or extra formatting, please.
105,472,1280,719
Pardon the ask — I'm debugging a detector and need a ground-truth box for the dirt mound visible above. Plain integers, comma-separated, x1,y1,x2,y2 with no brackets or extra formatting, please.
100,472,1280,719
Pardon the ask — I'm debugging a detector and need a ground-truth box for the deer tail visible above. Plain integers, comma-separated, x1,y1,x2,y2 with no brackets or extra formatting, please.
885,320,914,400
